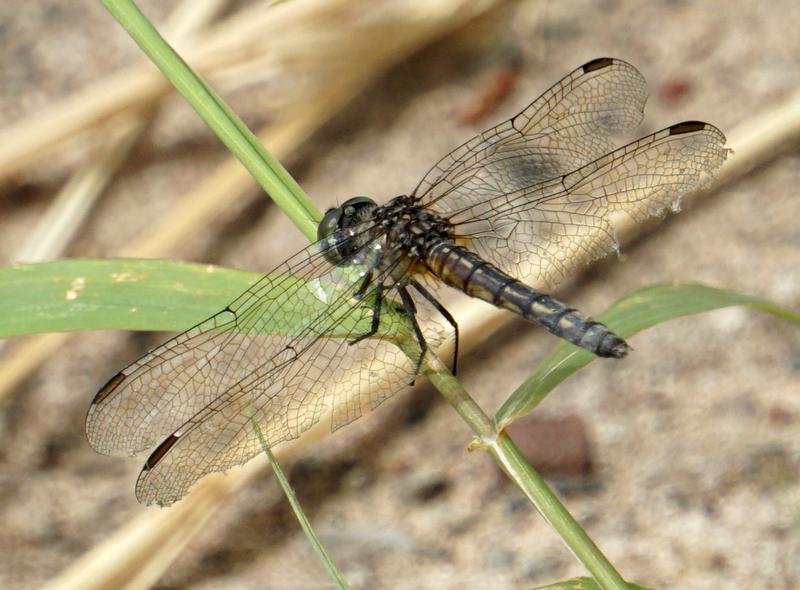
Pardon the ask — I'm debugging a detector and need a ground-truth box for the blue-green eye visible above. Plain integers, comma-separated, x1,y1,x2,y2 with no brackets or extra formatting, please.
317,207,342,242
317,197,377,264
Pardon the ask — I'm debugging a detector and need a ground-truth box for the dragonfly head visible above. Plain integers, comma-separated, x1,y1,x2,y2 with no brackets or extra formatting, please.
318,196,377,264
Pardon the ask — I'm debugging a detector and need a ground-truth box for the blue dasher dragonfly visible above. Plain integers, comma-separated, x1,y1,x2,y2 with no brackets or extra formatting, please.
86,58,727,505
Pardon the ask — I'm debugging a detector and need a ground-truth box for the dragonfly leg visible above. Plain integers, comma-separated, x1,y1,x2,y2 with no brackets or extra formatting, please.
349,284,383,345
353,270,373,301
397,284,427,384
409,280,459,377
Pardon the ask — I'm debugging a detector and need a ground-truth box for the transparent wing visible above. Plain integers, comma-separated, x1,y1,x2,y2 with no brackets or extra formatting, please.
413,57,647,204
86,240,355,458
445,122,728,286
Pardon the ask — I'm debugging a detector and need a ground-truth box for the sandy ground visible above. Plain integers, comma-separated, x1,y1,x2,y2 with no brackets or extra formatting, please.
1,0,799,589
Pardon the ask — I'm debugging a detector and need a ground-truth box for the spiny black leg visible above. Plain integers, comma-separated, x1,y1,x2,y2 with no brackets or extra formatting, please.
397,284,428,383
354,270,373,301
410,280,459,377
349,284,383,346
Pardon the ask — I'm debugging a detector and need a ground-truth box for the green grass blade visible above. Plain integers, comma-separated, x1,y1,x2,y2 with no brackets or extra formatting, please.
0,259,412,340
495,283,800,428
0,259,257,337
250,418,351,590
100,0,321,240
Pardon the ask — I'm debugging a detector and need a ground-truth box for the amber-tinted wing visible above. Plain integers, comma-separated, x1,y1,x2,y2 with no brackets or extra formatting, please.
429,121,727,286
413,57,648,205
86,225,436,505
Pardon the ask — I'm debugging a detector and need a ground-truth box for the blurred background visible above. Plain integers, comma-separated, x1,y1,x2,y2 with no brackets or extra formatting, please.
1,0,799,588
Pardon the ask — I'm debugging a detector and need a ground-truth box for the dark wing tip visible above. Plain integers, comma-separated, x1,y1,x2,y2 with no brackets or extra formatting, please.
137,433,185,505
582,57,615,73
668,120,709,135
142,433,181,473
91,371,127,406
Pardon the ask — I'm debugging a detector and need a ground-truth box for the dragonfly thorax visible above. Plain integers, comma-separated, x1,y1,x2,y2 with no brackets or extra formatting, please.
372,195,454,261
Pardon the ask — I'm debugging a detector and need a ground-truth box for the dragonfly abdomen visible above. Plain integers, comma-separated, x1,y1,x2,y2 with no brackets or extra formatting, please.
425,241,629,358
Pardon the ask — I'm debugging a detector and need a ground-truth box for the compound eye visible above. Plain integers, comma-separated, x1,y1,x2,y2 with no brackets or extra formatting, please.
318,207,343,241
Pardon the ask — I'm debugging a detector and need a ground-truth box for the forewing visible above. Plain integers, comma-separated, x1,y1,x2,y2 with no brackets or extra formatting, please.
413,58,647,206
451,122,728,286
86,243,348,457
86,223,395,458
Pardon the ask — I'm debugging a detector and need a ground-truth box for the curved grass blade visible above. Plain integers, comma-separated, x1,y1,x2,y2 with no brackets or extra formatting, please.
495,283,800,428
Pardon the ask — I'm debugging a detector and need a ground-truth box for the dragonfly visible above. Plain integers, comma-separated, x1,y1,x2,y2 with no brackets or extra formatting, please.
86,57,727,505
